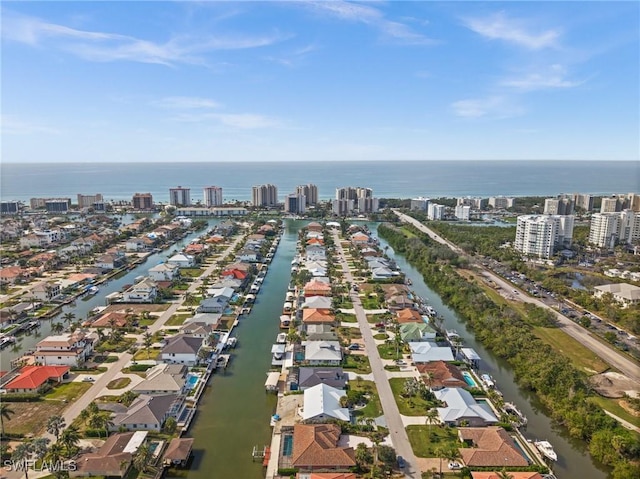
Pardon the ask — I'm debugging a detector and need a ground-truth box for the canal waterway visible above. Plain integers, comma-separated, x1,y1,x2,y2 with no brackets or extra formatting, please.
0,219,222,370
371,222,610,479
174,219,302,479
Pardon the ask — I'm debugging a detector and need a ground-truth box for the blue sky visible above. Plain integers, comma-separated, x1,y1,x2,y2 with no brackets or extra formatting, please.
2,1,638,163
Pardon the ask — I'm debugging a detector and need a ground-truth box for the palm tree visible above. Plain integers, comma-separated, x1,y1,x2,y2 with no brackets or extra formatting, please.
133,442,152,473
12,442,32,479
46,415,66,439
62,312,75,327
51,322,64,334
45,443,67,479
423,371,435,391
59,425,80,456
89,413,113,437
496,469,514,479
435,446,447,479
0,403,15,436
425,408,439,434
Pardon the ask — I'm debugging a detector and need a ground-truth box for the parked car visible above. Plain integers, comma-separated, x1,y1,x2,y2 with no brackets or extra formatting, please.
348,344,361,350
448,462,462,470
397,456,406,468
82,377,95,382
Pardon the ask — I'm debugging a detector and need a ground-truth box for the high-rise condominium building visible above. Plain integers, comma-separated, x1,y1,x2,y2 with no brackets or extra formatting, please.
455,205,471,220
0,202,19,215
77,193,104,209
589,210,640,249
428,203,445,220
357,197,379,213
515,215,574,258
336,187,372,200
295,184,318,206
544,197,574,215
203,186,223,207
252,184,278,207
45,199,72,213
285,193,306,214
600,197,622,213
169,187,191,207
132,193,154,210
489,197,515,209
411,197,429,211
332,199,354,216
572,193,594,212
457,197,488,209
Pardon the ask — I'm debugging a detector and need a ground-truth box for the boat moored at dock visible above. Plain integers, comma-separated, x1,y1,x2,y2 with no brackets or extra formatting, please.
534,440,558,461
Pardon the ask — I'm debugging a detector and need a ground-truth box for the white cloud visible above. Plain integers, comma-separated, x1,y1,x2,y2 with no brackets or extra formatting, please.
451,96,523,119
171,112,281,129
501,64,584,91
305,0,437,45
2,10,287,66
463,11,560,50
152,97,220,109
265,42,320,67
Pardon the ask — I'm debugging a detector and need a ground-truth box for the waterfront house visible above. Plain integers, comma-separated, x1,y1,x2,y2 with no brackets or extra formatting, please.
470,473,543,479
458,427,529,467
163,438,195,468
123,277,158,303
132,364,187,395
168,253,196,268
110,394,186,432
304,279,332,297
302,340,342,365
399,323,437,342
184,243,205,255
179,321,216,338
197,297,228,314
302,383,349,423
410,342,455,363
184,313,223,328
291,424,356,471
4,365,70,393
31,281,62,302
70,431,147,478
302,296,333,310
161,334,204,366
149,262,180,282
386,294,414,311
307,222,323,233
302,308,335,326
350,232,370,246
305,324,338,342
434,388,499,427
305,245,327,261
237,248,261,263
296,367,347,391
416,361,468,390
35,331,95,366
95,253,126,270
92,312,128,328
396,308,425,324
0,266,29,285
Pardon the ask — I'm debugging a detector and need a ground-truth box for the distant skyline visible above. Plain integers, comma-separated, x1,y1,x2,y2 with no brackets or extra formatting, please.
2,1,638,163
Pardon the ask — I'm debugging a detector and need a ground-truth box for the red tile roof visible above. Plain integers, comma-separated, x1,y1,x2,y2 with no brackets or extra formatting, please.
396,308,423,323
302,309,335,324
417,361,467,389
292,424,355,469
471,473,543,479
459,427,529,467
5,365,70,391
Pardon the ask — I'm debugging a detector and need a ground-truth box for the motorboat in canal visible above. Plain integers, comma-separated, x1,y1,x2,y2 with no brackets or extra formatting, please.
480,373,496,389
503,401,528,426
534,440,557,461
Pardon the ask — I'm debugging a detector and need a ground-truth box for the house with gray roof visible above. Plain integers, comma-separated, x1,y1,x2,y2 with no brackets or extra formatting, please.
132,364,187,395
297,367,347,391
301,383,350,423
302,340,342,365
197,297,228,314
410,341,455,363
434,388,499,427
111,394,186,431
184,313,222,327
161,334,204,366
302,296,333,310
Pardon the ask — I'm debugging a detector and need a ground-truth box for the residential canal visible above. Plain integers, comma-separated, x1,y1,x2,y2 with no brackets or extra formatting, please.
175,219,301,479
372,222,610,479
0,219,222,370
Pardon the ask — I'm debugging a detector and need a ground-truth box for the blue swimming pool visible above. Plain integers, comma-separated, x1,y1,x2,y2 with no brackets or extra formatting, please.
186,373,199,389
462,371,478,387
282,435,294,456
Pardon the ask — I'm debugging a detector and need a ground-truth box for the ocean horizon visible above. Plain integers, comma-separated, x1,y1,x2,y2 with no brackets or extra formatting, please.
1,160,638,203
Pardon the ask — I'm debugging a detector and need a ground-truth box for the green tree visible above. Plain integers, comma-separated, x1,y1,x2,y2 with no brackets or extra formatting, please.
425,408,439,434
355,442,372,470
163,417,177,435
133,442,152,473
46,415,66,439
142,331,153,359
12,442,32,479
62,312,75,327
59,425,80,456
0,402,15,435
51,322,65,334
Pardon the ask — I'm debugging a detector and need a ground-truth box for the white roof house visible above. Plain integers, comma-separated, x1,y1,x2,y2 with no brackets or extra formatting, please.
594,283,640,308
434,388,498,427
302,296,333,310
410,341,455,362
303,340,342,365
301,383,350,423
167,253,195,268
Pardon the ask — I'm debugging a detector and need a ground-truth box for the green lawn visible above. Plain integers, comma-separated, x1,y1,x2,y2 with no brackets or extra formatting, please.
343,354,372,374
336,312,357,323
166,313,191,326
367,313,389,324
179,267,204,278
373,333,389,340
106,377,132,390
350,379,383,419
44,381,92,401
377,343,402,360
133,347,161,361
389,378,438,416
534,327,609,374
406,425,460,457
589,396,640,427
96,337,136,353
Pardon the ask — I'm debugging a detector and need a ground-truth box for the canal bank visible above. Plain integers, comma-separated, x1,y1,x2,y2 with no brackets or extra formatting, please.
372,222,610,479
1,219,223,370
174,219,301,479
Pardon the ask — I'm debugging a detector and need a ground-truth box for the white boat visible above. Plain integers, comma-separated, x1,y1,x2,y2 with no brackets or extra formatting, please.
276,332,287,344
86,286,99,295
480,374,495,389
503,401,527,426
534,440,557,461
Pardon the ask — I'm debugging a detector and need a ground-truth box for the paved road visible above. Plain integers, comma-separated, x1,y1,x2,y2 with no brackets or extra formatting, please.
393,210,640,385
332,230,421,479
